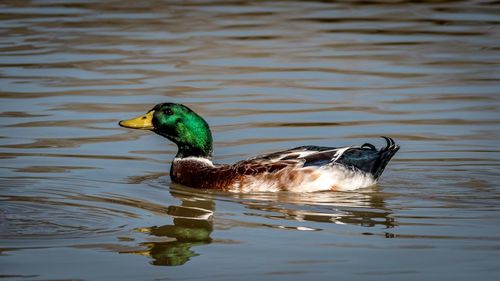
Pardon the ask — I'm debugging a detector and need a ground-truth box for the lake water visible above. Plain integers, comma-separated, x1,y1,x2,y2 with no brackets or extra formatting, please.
1,0,500,280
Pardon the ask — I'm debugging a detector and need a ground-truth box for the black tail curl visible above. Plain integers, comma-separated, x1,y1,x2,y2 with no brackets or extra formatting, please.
372,136,400,179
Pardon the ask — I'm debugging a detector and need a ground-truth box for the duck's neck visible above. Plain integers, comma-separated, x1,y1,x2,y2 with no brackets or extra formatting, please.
168,127,213,159
176,142,213,159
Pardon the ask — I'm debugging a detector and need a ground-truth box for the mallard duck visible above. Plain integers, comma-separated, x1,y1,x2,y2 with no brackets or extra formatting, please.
119,103,399,192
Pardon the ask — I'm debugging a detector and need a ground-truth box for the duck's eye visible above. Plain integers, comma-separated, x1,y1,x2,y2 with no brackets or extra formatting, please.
163,108,173,115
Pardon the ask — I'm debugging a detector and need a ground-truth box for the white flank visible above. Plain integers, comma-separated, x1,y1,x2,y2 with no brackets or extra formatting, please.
289,165,376,192
228,164,377,193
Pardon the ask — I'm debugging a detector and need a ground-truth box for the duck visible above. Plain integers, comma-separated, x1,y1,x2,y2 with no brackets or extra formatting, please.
119,103,399,192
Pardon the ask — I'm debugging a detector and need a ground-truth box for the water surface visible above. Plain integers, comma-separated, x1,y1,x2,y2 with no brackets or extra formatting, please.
1,0,500,280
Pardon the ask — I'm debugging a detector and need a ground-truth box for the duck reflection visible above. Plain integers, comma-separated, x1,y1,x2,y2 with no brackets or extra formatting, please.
128,185,394,266
133,186,214,266
231,188,396,229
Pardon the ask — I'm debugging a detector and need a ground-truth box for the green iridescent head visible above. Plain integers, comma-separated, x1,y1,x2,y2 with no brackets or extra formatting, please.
119,103,213,158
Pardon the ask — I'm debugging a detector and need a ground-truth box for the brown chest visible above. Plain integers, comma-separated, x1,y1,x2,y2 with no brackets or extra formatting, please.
170,159,238,190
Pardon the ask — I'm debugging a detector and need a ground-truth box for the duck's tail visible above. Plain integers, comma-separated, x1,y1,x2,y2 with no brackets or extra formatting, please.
371,136,400,179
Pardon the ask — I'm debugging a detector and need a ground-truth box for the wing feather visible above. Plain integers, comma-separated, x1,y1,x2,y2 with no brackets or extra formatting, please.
232,137,399,179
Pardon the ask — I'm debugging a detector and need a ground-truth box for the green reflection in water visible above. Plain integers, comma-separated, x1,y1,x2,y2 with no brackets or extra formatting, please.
131,188,214,266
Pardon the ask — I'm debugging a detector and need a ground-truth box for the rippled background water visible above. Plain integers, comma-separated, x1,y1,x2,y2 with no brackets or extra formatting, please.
1,0,500,280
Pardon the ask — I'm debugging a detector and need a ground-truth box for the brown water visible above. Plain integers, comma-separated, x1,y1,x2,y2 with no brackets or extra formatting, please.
1,0,500,280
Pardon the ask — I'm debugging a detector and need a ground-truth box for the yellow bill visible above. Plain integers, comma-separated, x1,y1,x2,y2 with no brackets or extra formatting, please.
119,111,154,130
